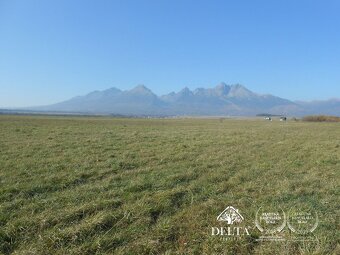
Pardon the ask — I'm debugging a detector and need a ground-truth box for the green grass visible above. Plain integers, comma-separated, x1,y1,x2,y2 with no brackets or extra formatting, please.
0,115,339,254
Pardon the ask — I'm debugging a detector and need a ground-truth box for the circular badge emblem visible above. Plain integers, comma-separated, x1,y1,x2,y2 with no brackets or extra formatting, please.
255,206,286,234
287,207,318,234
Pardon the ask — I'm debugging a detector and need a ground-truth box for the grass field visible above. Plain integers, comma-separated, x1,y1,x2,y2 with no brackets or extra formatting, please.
0,115,339,254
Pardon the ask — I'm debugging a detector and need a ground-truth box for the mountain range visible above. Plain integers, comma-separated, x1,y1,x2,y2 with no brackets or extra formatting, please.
28,83,340,116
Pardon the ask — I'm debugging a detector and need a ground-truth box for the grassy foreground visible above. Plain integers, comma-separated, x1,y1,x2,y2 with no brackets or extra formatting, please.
0,115,339,255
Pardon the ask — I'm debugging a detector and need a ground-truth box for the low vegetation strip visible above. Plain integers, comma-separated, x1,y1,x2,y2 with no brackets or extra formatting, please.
0,115,339,254
303,115,340,122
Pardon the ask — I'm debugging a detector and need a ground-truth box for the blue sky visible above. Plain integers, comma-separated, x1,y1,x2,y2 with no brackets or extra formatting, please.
0,0,340,107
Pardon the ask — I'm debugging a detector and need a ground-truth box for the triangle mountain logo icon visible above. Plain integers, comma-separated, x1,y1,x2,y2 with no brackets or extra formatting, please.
217,206,244,224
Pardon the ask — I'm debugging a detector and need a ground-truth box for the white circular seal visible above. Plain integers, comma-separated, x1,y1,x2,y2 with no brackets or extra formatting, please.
287,207,318,234
255,206,286,234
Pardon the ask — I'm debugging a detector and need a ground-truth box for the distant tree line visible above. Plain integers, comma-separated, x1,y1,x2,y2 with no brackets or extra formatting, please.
303,115,340,122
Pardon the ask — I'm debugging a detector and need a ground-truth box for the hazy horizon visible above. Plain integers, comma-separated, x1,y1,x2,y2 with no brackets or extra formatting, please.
2,83,340,109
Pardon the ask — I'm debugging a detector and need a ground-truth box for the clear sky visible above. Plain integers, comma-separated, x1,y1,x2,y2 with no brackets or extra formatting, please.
0,0,339,107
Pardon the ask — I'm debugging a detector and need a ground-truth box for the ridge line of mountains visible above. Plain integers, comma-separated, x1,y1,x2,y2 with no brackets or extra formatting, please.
29,83,340,116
